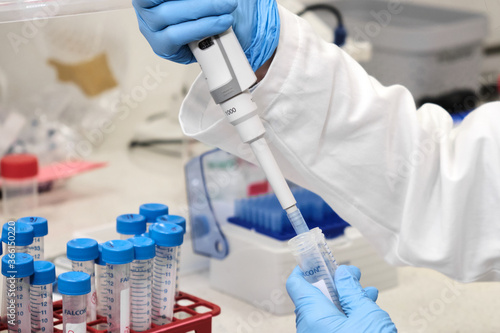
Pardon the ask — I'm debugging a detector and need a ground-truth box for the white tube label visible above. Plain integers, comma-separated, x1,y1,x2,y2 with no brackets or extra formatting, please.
120,288,130,333
66,323,86,333
312,280,334,303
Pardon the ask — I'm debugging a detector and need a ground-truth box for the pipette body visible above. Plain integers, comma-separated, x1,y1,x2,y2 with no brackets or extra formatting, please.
188,29,308,235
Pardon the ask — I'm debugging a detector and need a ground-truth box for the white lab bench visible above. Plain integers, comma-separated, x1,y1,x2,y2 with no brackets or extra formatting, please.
16,116,500,333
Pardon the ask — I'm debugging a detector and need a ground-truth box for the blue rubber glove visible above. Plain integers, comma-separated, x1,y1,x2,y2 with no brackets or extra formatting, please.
132,0,280,71
286,265,397,333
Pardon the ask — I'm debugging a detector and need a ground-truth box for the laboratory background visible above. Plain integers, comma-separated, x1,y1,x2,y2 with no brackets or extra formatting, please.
0,0,499,332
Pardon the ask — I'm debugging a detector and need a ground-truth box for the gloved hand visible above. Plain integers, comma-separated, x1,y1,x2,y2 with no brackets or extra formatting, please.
286,265,397,333
132,0,280,71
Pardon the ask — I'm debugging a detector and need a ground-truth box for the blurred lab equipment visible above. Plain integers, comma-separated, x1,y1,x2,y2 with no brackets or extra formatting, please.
127,236,155,332
116,214,147,240
1,253,34,333
17,216,48,261
57,272,91,333
30,261,56,333
149,223,184,325
67,238,99,322
320,0,488,103
102,240,134,333
156,215,186,296
0,154,38,217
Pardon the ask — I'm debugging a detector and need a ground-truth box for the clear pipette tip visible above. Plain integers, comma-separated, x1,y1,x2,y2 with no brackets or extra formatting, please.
286,207,309,235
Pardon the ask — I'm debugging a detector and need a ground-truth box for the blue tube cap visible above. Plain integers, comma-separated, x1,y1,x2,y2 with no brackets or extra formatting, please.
156,215,186,234
2,222,34,246
95,244,106,266
150,223,184,247
139,203,169,223
127,237,156,260
31,261,56,285
116,214,147,235
58,271,91,296
67,238,99,261
2,253,34,278
17,217,48,237
102,240,134,265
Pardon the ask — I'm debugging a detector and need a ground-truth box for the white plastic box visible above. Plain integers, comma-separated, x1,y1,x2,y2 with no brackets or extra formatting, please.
321,0,488,101
209,225,398,315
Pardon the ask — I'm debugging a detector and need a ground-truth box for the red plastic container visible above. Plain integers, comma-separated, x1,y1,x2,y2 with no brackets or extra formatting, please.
0,291,220,333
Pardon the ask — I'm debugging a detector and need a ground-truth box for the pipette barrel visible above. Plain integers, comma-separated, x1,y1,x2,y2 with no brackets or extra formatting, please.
30,261,56,333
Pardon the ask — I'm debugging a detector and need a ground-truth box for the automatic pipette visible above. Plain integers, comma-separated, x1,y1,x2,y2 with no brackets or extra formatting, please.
188,28,342,307
188,28,308,235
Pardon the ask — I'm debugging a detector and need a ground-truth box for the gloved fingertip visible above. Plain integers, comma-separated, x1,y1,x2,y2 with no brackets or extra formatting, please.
225,0,238,12
364,286,379,302
218,14,234,28
345,266,361,280
335,265,352,279
286,266,306,293
335,265,363,290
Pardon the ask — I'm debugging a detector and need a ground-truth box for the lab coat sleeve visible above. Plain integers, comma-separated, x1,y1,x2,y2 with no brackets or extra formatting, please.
179,5,500,282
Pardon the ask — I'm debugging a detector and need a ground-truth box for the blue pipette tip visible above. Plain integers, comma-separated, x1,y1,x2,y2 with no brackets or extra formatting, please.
127,236,156,260
116,214,147,235
156,215,186,234
2,222,34,246
150,222,184,247
102,240,134,265
67,238,99,261
17,217,48,237
31,261,56,285
58,272,91,296
139,203,169,223
2,253,34,278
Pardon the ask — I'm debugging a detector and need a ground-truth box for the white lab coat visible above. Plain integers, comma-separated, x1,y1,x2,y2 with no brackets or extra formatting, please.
179,6,500,282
